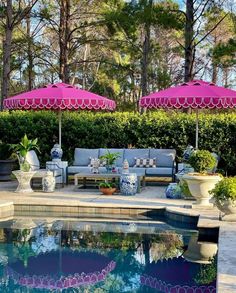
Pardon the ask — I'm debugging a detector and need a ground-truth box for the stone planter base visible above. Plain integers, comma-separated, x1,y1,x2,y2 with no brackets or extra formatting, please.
216,200,236,222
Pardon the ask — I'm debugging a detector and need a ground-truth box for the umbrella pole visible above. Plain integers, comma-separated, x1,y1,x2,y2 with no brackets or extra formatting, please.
58,110,62,147
195,109,199,149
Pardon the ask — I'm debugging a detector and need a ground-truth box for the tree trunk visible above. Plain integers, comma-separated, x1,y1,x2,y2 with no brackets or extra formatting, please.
59,0,71,83
26,12,33,90
1,0,13,110
212,63,218,84
184,0,194,82
141,22,151,97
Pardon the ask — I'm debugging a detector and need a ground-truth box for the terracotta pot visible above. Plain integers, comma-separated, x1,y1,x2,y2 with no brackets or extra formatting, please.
183,173,221,205
99,187,116,195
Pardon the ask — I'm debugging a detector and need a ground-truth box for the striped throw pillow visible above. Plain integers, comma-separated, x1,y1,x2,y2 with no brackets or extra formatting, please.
134,158,156,168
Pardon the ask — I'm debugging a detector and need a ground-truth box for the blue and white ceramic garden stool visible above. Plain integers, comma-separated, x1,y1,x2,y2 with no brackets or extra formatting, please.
120,173,138,196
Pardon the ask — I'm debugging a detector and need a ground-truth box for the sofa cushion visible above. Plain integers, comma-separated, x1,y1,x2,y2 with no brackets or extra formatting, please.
99,148,124,167
124,149,149,167
68,166,92,174
149,149,176,167
146,167,173,176
134,158,156,168
129,167,146,176
73,148,99,166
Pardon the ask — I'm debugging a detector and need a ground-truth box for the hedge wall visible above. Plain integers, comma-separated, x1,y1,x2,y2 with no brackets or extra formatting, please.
0,110,236,175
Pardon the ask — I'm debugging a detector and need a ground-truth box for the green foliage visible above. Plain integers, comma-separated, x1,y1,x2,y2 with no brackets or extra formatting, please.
0,141,13,160
210,177,236,204
11,134,39,158
179,180,192,198
188,150,216,173
194,256,217,285
100,150,121,166
0,110,236,175
99,182,117,188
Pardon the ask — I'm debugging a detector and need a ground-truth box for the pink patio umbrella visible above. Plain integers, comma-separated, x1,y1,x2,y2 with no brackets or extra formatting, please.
139,80,236,149
3,82,116,146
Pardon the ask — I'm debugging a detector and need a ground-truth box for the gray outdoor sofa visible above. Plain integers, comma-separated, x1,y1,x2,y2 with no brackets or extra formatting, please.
68,148,176,181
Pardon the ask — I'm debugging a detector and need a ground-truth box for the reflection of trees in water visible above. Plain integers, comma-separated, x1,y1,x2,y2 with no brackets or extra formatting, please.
0,226,187,293
194,255,217,285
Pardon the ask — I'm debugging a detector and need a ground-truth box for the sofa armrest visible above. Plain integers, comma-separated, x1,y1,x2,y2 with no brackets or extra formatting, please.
46,163,65,185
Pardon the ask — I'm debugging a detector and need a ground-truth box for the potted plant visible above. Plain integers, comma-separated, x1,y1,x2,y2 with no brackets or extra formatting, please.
100,150,120,173
11,134,40,172
99,181,117,195
183,150,221,205
0,141,17,181
210,177,236,221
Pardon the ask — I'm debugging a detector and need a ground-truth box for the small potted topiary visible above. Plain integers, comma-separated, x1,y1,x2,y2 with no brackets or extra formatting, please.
99,181,117,195
183,150,221,205
210,177,236,221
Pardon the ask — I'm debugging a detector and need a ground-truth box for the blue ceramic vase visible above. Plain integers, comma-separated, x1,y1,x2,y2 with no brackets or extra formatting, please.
51,144,63,161
165,183,181,199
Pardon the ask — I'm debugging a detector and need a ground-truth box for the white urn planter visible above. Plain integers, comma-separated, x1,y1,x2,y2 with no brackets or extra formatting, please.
183,235,217,264
183,173,221,205
215,199,236,221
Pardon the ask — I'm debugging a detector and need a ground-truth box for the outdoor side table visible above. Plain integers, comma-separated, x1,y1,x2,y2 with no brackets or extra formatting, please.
12,170,36,193
46,161,68,184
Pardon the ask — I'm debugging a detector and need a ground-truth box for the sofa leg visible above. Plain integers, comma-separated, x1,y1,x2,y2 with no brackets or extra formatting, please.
142,176,146,188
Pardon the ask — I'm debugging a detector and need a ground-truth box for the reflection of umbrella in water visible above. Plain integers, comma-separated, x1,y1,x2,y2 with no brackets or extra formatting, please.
140,256,216,292
6,250,116,290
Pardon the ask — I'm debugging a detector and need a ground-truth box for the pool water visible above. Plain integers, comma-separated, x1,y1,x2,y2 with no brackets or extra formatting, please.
0,218,217,292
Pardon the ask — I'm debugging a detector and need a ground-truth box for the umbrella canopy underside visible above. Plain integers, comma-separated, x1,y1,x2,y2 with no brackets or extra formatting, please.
3,82,116,111
140,80,236,109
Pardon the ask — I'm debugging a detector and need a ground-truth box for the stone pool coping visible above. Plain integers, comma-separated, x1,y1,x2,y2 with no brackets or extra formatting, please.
0,182,235,292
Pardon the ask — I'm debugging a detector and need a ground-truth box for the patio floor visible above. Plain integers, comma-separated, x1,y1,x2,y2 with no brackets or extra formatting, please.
0,180,235,292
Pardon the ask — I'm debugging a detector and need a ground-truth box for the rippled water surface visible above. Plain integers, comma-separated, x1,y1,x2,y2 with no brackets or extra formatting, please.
0,218,217,292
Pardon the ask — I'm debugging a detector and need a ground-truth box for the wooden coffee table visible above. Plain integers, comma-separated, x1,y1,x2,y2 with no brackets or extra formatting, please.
74,172,145,193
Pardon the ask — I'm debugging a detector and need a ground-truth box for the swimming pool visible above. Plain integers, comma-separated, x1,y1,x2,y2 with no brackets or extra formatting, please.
0,218,217,292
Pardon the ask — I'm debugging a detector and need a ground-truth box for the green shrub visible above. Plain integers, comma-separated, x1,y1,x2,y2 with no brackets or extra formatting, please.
188,150,216,173
210,177,236,204
0,110,236,175
99,182,116,188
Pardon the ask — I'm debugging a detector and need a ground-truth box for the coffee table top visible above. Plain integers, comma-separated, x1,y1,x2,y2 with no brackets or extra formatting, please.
74,172,143,178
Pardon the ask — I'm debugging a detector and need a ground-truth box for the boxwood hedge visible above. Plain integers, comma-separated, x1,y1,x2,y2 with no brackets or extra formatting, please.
0,110,235,175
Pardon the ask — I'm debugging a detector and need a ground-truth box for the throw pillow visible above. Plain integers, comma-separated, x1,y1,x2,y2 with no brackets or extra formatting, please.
88,157,106,167
134,157,156,168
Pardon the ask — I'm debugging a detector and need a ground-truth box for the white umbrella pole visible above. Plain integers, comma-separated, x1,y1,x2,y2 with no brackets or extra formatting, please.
58,109,62,147
195,108,199,149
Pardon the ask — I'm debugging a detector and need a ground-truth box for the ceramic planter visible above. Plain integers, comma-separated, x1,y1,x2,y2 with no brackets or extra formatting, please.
183,173,221,205
99,187,116,195
215,199,236,221
0,160,15,181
